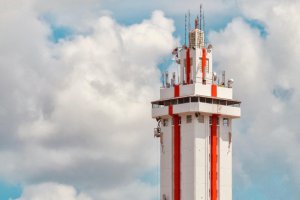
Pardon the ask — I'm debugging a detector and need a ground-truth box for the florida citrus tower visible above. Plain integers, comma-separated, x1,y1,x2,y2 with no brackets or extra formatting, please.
151,12,241,200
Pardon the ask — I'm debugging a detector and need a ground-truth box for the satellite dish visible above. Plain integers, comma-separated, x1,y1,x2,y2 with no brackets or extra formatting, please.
208,44,213,49
228,78,234,88
213,72,217,82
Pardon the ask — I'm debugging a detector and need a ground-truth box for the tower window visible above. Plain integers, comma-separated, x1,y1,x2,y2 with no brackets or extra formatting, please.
206,98,212,104
197,115,204,123
213,99,219,104
223,118,230,126
220,100,226,105
163,119,169,127
164,100,170,106
183,97,190,103
186,115,192,123
178,98,184,104
171,99,177,105
191,97,198,102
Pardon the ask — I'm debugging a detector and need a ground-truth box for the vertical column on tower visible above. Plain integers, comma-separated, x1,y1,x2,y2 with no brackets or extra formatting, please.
201,48,206,82
173,114,181,200
211,114,218,200
186,48,191,84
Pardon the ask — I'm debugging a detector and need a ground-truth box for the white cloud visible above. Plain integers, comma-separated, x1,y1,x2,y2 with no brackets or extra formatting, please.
34,0,103,31
99,0,240,38
93,180,157,200
209,0,300,194
2,0,300,199
15,182,92,200
0,1,176,198
100,0,238,16
15,181,157,200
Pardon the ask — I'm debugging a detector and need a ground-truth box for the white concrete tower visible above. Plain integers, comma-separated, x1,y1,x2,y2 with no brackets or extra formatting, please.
152,13,241,200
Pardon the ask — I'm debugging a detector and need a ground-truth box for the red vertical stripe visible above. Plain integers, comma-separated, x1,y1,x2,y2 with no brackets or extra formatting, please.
174,85,180,97
186,48,191,84
202,48,206,81
169,105,173,116
211,84,217,97
211,115,218,200
173,115,181,200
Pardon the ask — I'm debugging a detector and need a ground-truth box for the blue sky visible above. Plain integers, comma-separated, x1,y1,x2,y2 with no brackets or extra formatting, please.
1,0,300,199
0,181,21,200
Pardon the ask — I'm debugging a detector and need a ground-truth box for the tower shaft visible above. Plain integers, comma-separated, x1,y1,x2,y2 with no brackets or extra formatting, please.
152,13,241,200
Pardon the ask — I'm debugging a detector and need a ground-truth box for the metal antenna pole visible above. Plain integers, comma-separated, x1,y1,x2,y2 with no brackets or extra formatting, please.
188,10,191,47
188,10,191,32
203,11,206,45
200,4,202,31
185,13,187,46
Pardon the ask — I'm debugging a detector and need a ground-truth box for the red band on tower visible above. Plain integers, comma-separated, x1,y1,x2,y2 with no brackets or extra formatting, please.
211,114,218,200
211,84,217,97
173,115,181,200
174,84,180,97
202,48,206,81
186,48,191,84
168,105,173,116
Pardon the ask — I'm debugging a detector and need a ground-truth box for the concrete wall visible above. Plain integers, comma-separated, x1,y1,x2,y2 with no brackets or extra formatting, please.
159,114,234,200
160,117,173,200
159,83,233,100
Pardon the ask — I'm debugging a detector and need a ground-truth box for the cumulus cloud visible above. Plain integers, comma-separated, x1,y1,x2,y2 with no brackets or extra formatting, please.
2,0,300,199
34,0,103,31
15,181,158,200
100,0,241,37
209,0,300,197
0,1,176,199
95,180,158,200
14,182,92,200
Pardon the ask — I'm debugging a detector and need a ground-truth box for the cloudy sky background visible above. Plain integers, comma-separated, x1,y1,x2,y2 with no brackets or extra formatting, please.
0,0,300,199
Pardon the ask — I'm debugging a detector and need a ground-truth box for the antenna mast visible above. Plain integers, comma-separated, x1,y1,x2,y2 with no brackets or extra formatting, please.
200,4,203,31
188,10,191,33
188,10,191,47
203,11,206,45
185,13,187,46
